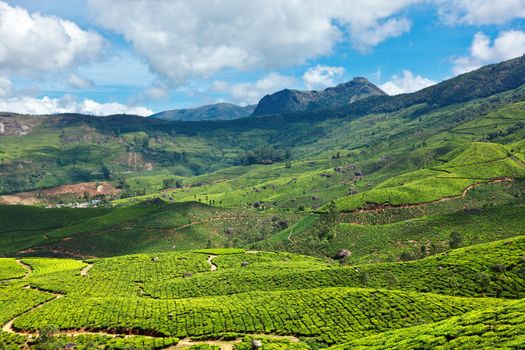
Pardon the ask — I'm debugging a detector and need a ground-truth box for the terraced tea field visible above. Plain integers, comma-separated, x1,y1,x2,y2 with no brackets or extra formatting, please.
1,236,524,349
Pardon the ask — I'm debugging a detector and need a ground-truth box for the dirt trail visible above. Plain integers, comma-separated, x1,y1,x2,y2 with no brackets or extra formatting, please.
2,293,64,334
170,335,300,350
80,262,94,277
3,260,64,335
287,226,295,243
349,177,513,214
16,259,32,279
207,255,218,271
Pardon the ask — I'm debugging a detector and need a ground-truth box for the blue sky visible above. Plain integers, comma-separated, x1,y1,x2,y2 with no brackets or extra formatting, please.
1,0,525,115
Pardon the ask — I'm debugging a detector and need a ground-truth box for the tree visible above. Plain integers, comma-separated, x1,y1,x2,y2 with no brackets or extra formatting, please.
163,178,176,189
34,326,65,350
101,163,111,180
476,272,491,293
449,231,462,249
116,178,130,191
385,271,398,289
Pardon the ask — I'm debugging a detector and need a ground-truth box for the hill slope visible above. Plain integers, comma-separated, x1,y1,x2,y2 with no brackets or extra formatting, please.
2,235,522,348
151,102,255,121
252,77,386,116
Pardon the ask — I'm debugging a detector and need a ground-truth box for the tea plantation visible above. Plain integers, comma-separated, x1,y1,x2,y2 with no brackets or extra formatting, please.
1,56,525,349
0,235,524,349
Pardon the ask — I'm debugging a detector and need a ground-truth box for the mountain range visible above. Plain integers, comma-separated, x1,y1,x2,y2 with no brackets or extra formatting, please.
151,102,255,121
151,76,388,121
1,55,525,350
252,77,387,116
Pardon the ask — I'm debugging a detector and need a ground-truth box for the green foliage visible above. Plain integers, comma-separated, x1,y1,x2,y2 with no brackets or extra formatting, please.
0,234,523,348
329,299,525,350
0,259,25,280
241,146,290,165
449,231,462,249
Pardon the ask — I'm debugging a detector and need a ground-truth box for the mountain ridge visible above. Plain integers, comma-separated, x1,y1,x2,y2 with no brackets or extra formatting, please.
150,102,255,121
251,77,387,116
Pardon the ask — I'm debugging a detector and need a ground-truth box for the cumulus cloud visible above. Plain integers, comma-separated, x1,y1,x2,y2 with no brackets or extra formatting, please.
0,95,152,116
380,70,437,95
0,2,104,76
303,65,345,90
453,31,525,75
87,0,420,86
437,0,525,25
67,74,95,89
212,73,297,105
351,17,412,53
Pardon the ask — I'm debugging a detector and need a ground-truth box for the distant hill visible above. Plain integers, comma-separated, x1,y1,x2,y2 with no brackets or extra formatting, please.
346,54,525,115
151,102,255,121
252,77,387,116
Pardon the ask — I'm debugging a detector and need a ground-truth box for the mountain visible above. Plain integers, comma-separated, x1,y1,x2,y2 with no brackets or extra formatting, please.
346,54,525,116
251,77,387,116
1,55,525,199
151,102,255,121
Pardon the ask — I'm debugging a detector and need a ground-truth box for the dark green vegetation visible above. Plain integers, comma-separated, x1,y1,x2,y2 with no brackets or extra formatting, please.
151,103,255,122
251,77,386,116
0,202,301,257
1,56,525,348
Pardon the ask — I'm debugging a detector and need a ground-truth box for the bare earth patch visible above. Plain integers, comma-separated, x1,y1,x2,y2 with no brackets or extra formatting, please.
0,181,120,205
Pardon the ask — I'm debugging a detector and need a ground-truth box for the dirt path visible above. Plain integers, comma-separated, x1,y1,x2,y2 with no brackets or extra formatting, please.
169,335,300,349
171,338,241,350
348,177,513,214
16,259,32,279
2,288,63,335
207,255,218,271
80,262,94,277
287,225,295,243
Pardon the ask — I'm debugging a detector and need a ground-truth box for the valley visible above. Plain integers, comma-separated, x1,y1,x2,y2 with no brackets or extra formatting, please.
1,55,525,349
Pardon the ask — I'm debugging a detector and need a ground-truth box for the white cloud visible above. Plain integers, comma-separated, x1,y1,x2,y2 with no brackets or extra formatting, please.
303,65,345,90
0,95,152,116
437,0,525,25
212,73,297,105
380,70,437,95
67,74,95,89
0,2,104,76
351,17,412,53
88,0,420,86
453,31,525,75
0,76,13,98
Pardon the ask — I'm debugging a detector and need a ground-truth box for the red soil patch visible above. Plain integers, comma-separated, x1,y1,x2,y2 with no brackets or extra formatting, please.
0,182,120,205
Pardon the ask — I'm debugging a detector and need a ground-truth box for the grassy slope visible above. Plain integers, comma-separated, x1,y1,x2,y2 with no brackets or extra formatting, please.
254,180,525,261
333,142,525,211
329,299,525,349
3,236,523,345
0,201,301,257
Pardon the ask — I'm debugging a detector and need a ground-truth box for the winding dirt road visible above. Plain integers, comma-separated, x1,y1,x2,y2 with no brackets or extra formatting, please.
207,255,218,271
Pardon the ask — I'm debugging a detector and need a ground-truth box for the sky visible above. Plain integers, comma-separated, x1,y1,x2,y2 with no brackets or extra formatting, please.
0,0,524,116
